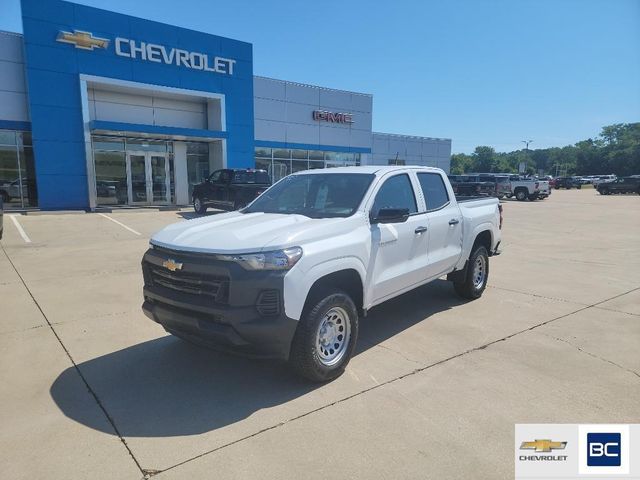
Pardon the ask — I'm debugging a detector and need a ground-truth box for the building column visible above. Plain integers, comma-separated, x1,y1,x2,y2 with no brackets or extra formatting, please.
174,142,189,205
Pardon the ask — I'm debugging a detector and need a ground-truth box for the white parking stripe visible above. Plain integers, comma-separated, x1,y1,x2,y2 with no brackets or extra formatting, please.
97,213,141,236
10,215,32,243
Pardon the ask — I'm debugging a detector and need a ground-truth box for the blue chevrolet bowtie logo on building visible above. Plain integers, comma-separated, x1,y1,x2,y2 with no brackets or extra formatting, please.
587,432,621,466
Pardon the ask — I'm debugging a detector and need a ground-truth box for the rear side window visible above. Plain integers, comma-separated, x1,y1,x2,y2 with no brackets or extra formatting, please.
232,170,271,184
372,174,417,216
417,173,450,211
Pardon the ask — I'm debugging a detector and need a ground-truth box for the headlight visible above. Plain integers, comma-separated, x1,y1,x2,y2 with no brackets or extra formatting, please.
219,247,303,271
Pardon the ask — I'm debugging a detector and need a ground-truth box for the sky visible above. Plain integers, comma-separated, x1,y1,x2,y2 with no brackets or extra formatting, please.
0,0,638,153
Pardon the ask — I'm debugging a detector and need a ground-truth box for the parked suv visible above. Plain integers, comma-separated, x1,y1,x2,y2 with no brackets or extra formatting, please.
554,177,581,189
143,166,503,381
597,176,640,195
192,169,271,214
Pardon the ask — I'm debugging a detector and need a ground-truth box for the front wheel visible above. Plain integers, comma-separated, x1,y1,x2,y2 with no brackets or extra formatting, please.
193,196,207,214
289,289,358,382
453,245,489,300
515,189,527,201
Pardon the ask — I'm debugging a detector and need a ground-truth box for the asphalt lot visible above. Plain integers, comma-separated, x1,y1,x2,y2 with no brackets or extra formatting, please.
1,189,639,479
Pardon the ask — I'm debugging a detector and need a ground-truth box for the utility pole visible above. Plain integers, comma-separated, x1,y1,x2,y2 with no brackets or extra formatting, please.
521,140,533,175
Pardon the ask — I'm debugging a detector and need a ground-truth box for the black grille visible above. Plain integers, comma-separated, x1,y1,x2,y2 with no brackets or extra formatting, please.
256,289,280,316
148,266,229,303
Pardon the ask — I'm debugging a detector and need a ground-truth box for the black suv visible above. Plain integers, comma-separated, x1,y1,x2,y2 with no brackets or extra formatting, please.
597,176,640,195
192,168,271,214
554,177,582,189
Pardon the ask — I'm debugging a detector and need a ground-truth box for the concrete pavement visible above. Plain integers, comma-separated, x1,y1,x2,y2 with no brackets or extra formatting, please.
1,189,638,479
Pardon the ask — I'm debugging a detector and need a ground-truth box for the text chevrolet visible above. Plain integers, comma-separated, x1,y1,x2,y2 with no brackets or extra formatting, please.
142,167,503,381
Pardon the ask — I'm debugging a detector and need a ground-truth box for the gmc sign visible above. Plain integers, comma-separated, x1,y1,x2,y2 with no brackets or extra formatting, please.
312,110,354,124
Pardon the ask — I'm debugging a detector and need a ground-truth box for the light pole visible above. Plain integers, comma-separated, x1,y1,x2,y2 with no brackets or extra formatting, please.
521,140,533,175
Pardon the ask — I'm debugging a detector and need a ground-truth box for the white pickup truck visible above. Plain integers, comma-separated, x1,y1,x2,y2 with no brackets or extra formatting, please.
142,166,503,381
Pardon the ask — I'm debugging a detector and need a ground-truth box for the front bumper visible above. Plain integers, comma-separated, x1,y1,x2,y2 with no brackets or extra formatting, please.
141,247,298,360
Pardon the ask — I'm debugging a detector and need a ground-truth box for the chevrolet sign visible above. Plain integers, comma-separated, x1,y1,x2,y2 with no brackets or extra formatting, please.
56,30,236,75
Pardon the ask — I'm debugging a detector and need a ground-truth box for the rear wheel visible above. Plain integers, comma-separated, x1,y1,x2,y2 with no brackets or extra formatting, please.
289,289,358,382
193,196,207,214
515,189,527,201
600,187,610,195
454,246,489,300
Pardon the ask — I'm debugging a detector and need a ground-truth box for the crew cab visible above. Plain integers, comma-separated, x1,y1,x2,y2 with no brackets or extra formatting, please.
447,175,496,197
142,166,503,381
192,168,271,214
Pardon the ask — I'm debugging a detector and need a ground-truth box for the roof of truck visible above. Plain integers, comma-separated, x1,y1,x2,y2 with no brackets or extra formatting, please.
291,165,444,176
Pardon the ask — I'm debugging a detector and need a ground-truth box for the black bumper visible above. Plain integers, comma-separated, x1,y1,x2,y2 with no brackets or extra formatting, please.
141,247,298,360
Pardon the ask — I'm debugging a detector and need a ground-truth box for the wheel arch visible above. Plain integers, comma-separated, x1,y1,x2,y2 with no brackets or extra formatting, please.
303,269,365,318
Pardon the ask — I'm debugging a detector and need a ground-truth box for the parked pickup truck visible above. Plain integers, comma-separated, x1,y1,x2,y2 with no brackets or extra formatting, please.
142,166,503,381
501,175,541,201
447,175,496,197
192,168,271,214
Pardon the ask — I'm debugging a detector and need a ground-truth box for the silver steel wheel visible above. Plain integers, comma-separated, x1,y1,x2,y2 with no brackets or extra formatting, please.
194,197,202,211
315,306,351,367
472,254,487,289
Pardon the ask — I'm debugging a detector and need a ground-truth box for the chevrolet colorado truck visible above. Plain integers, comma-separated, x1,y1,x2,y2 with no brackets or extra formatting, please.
142,166,503,381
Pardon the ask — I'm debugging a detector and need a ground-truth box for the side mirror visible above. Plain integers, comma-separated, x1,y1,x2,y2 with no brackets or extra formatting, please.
371,208,410,224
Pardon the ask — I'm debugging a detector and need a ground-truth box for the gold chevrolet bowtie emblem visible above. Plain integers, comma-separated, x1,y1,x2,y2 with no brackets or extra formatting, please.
520,439,567,452
56,30,109,50
162,259,183,272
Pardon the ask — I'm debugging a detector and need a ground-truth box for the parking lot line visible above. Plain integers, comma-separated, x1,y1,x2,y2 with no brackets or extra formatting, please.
97,213,141,236
9,214,32,243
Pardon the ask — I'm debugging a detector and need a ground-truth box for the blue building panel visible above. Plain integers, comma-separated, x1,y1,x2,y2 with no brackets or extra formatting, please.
20,0,255,209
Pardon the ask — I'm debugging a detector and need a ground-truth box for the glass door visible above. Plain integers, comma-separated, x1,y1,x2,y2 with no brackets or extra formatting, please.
128,153,148,204
150,154,170,203
126,152,171,205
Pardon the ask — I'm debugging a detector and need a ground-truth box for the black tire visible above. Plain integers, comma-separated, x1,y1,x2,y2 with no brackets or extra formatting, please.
515,189,527,201
528,194,538,201
554,186,560,190
600,187,609,195
193,196,207,214
289,289,359,382
453,246,489,300
577,184,582,189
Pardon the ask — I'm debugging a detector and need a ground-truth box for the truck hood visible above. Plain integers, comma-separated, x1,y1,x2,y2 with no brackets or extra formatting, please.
150,211,356,254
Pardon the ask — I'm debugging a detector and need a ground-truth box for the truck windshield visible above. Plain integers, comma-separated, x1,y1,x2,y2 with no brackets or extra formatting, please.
243,173,375,218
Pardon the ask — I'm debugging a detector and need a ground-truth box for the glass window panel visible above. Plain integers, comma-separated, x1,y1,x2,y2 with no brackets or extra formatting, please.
292,159,309,174
127,139,167,152
309,150,324,160
94,151,128,205
92,136,125,151
0,146,19,206
324,151,337,162
21,146,38,207
308,160,325,170
0,131,16,146
417,172,450,211
255,147,272,158
20,131,32,147
187,142,208,155
255,157,271,180
354,153,361,165
292,149,308,159
187,154,210,199
372,174,418,215
272,159,291,182
273,149,291,160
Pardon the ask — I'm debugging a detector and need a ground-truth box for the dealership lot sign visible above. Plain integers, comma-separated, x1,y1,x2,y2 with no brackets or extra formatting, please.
57,30,236,75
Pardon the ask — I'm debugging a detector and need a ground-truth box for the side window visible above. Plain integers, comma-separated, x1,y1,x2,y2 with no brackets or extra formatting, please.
219,170,231,183
417,173,450,211
371,174,417,216
209,170,222,183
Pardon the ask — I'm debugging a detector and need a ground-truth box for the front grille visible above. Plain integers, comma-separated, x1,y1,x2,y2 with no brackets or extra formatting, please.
256,289,280,316
148,266,229,304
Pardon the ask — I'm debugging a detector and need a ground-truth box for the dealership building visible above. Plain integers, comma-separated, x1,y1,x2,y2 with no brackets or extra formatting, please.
0,0,451,210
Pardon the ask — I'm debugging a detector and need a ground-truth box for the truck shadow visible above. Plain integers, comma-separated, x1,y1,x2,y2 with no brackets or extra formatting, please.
50,279,466,438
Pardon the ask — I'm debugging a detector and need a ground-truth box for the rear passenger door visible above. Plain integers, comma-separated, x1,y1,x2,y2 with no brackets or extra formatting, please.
368,173,430,303
417,172,463,278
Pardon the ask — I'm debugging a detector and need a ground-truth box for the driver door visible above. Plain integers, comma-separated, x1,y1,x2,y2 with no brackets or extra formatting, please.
369,173,430,303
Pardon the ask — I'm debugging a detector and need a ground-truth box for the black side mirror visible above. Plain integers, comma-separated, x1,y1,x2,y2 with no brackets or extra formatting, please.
371,208,410,224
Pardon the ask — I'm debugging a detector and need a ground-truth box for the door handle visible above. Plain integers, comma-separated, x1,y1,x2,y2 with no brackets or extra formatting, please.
448,219,460,226
414,226,428,234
